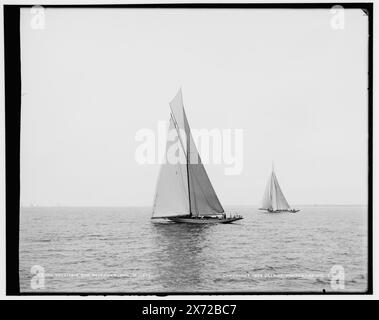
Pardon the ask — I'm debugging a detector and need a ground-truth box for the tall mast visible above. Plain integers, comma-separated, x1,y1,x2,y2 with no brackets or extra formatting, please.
181,92,193,217
187,142,192,217
184,99,192,217
170,112,192,217
271,161,275,209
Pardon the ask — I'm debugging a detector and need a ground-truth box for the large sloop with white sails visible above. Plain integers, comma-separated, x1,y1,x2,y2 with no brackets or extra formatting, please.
152,89,243,224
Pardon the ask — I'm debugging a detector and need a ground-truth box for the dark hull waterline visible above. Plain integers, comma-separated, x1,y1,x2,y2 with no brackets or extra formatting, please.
167,216,243,224
259,208,300,213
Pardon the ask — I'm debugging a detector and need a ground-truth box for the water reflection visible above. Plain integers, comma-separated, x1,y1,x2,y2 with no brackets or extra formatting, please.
150,222,212,291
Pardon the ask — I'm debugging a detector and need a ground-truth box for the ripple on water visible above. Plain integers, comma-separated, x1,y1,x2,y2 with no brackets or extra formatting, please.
19,206,368,292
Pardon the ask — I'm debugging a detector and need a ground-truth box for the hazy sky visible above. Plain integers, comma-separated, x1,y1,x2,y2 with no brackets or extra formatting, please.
20,8,368,206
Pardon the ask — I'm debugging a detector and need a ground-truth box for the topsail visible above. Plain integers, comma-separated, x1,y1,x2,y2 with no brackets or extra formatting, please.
152,89,224,218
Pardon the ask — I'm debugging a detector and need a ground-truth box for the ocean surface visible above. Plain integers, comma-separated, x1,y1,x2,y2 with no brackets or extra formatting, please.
19,206,368,293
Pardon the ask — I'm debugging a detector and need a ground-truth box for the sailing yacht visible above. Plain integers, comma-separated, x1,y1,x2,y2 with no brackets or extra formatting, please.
259,165,299,213
151,89,243,224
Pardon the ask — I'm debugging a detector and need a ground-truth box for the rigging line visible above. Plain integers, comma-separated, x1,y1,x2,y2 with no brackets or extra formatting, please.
151,156,164,217
181,98,195,216
271,172,277,210
185,125,193,217
177,161,190,214
273,172,289,208
170,113,187,158
170,112,192,216
188,154,224,213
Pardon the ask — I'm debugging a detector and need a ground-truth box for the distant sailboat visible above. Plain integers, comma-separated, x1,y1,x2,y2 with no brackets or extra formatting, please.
259,165,299,213
151,89,243,224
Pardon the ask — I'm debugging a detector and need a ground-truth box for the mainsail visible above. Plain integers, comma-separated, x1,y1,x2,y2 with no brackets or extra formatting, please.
261,168,291,211
152,89,224,218
152,117,190,218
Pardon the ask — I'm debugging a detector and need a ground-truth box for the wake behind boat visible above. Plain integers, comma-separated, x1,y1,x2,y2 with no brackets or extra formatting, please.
259,165,300,213
151,89,243,224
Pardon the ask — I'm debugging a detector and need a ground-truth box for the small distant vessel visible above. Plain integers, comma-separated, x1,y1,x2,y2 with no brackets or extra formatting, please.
259,165,299,213
151,89,243,224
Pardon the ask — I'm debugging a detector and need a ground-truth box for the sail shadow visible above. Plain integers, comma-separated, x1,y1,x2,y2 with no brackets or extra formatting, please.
150,222,212,291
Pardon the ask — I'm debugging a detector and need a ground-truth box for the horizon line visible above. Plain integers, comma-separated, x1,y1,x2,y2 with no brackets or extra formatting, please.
20,204,368,208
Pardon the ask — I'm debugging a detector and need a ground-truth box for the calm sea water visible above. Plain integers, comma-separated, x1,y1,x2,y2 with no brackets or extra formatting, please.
20,206,368,293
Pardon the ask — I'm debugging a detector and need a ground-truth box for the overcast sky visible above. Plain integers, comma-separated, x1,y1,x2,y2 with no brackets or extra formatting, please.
20,8,368,206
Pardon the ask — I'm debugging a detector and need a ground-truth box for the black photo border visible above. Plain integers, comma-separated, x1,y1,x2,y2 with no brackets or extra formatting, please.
4,2,373,296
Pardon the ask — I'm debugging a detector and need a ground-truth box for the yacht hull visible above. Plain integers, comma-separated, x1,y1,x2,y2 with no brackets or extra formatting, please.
167,216,243,224
259,208,300,213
